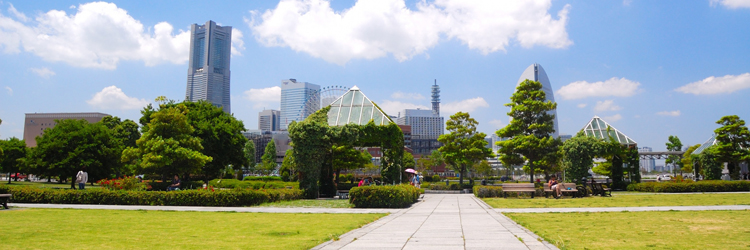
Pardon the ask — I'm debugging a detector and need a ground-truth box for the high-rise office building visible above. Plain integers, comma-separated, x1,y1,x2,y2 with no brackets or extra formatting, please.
258,109,281,132
639,147,656,172
185,20,232,113
280,79,320,130
397,82,444,155
516,63,559,138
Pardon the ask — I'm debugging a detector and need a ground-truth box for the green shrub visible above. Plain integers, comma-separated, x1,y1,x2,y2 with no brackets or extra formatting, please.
348,184,420,208
208,179,295,190
243,176,283,182
473,185,503,198
336,183,357,191
432,175,441,182
147,180,205,191
627,180,750,193
0,186,302,206
426,182,473,190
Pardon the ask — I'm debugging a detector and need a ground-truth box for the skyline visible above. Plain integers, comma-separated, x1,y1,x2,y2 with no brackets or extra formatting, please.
1,0,750,152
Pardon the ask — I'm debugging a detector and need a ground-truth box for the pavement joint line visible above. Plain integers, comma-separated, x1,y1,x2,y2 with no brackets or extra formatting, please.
494,205,750,213
472,195,558,250
457,195,467,250
402,194,444,250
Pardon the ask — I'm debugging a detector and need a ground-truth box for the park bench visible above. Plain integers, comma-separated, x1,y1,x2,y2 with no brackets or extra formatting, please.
336,190,349,199
591,182,612,197
501,183,536,198
543,183,581,198
0,194,11,209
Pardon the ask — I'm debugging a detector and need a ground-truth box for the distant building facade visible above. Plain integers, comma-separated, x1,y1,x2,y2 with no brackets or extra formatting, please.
639,147,656,172
243,131,291,164
23,112,110,147
397,109,443,155
280,79,320,130
516,64,559,138
185,20,232,113
258,109,281,132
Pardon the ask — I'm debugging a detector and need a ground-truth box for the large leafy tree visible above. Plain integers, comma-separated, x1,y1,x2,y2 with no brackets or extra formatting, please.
0,137,26,183
123,105,212,179
496,79,560,183
28,119,120,188
331,145,371,184
681,144,701,175
140,101,247,180
261,139,277,175
696,146,723,180
100,116,141,176
244,140,256,171
665,135,683,174
713,115,750,180
438,112,493,186
562,133,606,182
280,149,297,181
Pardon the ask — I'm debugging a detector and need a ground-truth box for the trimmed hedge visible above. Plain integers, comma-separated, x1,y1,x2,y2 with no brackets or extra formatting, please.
349,184,420,208
208,179,296,189
243,176,283,181
473,185,503,198
425,182,473,190
147,180,204,191
0,186,302,207
627,180,750,193
336,183,358,191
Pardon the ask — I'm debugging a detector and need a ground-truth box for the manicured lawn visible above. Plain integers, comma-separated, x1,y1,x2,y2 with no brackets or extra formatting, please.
259,199,353,208
506,210,750,250
483,193,750,208
1,181,81,189
0,208,384,249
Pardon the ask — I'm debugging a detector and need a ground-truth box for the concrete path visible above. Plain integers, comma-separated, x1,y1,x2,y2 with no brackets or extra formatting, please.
7,203,400,214
495,205,750,213
314,194,557,250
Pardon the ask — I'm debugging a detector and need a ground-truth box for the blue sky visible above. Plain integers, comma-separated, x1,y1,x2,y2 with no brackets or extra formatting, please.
1,0,749,154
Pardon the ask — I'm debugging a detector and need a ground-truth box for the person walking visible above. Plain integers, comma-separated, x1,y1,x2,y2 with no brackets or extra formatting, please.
76,167,88,190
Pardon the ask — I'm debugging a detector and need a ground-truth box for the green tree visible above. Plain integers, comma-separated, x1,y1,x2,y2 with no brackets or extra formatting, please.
331,146,371,184
496,79,559,183
123,105,212,180
562,133,606,183
140,101,248,180
280,149,297,181
665,135,684,174
696,146,723,180
474,160,492,178
0,137,26,183
681,144,700,174
100,116,141,176
28,119,120,188
438,112,494,186
244,140,256,171
713,115,750,180
260,139,277,175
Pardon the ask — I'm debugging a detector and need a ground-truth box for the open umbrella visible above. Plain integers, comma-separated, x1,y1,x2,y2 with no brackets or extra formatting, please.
405,168,416,174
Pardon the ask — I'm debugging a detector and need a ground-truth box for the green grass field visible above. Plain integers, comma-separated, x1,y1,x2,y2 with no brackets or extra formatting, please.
483,193,750,208
259,199,352,208
506,210,750,250
0,208,384,250
1,181,82,189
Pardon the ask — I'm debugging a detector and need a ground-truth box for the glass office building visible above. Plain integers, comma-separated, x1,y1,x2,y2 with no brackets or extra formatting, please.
185,20,232,113
280,79,320,130
516,63,560,138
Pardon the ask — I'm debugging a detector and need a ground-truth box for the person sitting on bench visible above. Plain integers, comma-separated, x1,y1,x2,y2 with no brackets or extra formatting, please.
168,175,181,191
548,175,562,199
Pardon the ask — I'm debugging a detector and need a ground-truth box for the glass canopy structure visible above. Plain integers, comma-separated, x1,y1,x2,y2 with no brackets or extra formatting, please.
580,116,637,146
327,86,393,126
692,135,717,155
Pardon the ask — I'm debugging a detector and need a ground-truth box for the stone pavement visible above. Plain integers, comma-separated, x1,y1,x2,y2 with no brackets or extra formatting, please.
495,204,750,213
314,194,557,250
8,203,400,214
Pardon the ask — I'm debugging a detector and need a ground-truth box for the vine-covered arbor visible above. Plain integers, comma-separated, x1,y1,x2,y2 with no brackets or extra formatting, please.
288,86,405,198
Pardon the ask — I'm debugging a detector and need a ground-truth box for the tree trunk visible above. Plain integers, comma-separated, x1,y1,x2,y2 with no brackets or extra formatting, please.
7,173,10,184
529,163,535,184
70,175,76,189
459,164,465,186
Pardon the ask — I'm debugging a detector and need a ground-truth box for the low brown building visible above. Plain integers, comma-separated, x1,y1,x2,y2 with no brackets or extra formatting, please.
23,112,110,147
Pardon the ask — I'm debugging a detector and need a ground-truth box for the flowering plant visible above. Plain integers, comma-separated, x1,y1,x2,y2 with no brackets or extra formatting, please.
97,176,149,191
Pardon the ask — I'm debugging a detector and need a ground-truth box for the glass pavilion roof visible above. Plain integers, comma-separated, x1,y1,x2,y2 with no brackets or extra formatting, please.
580,116,637,146
327,86,393,126
692,135,717,155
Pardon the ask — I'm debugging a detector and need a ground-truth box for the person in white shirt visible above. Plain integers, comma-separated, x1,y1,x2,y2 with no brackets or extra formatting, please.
76,167,89,190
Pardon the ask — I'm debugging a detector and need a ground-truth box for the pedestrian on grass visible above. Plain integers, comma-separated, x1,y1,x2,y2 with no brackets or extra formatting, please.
76,167,88,190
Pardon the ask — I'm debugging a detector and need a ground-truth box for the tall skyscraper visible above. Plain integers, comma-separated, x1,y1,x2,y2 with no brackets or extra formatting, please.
280,79,320,130
516,63,559,138
258,109,281,132
185,20,232,113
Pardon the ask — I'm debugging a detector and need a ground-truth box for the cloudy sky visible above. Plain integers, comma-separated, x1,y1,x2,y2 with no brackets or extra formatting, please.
1,0,749,153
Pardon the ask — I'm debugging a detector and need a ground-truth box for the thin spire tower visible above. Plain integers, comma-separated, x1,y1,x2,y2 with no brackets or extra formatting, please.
431,79,440,116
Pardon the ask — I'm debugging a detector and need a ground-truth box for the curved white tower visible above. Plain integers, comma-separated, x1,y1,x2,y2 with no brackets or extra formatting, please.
516,63,559,138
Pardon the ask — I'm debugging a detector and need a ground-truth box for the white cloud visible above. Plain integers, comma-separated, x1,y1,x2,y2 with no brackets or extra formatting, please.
231,28,245,56
391,91,425,100
4,86,12,95
442,97,489,114
603,114,622,122
710,0,750,9
657,110,681,117
557,77,641,100
29,67,55,78
623,0,633,6
675,73,750,95
577,103,587,108
248,0,572,65
0,2,192,69
244,86,281,109
7,3,29,22
594,100,622,112
489,119,504,128
87,85,149,110
379,100,429,116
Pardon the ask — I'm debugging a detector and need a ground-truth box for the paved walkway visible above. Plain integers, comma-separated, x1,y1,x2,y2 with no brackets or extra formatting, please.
314,194,557,250
495,205,750,213
8,203,400,214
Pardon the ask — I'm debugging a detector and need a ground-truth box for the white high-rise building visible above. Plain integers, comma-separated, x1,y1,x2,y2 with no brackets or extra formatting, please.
185,20,232,113
258,109,281,132
516,63,559,138
280,79,320,130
